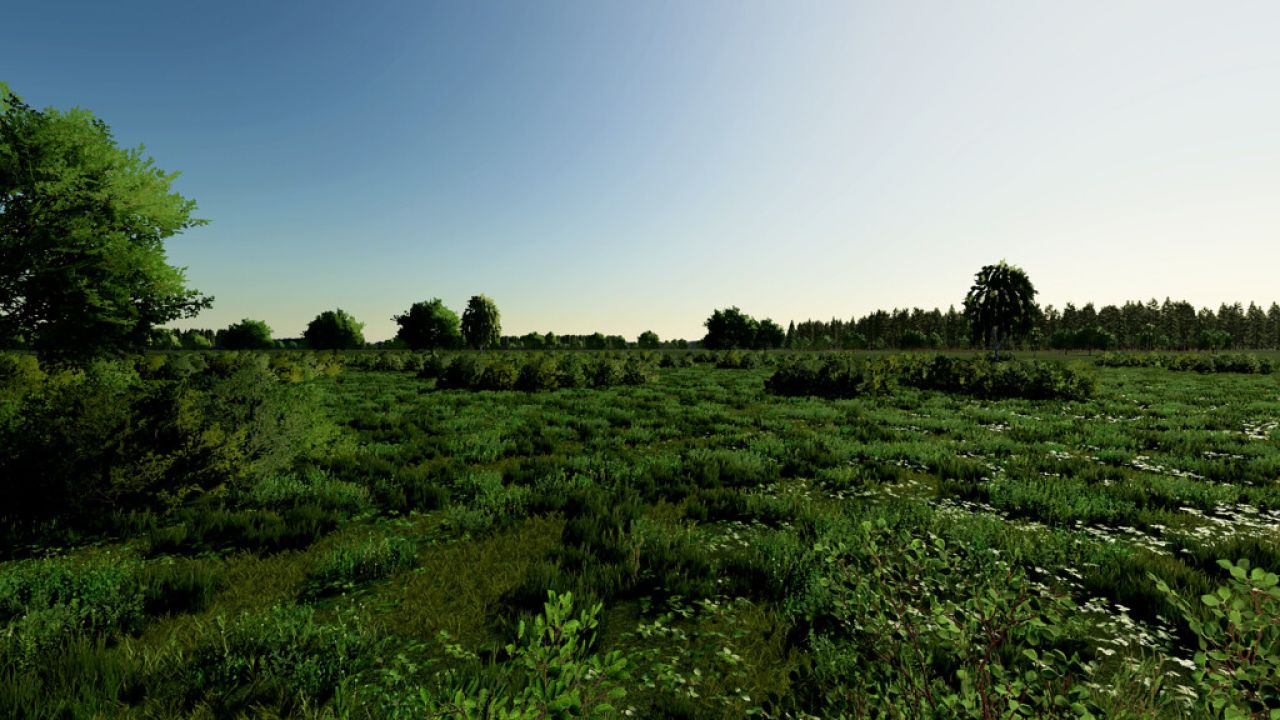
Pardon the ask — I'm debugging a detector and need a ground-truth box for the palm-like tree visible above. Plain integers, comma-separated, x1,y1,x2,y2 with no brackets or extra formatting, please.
963,261,1039,360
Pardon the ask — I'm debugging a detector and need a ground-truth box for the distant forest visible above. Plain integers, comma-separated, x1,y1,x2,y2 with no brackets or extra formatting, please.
152,299,1280,353
783,299,1280,352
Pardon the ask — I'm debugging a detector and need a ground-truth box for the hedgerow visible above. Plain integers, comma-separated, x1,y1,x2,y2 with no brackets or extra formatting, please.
1095,352,1275,374
766,354,1095,400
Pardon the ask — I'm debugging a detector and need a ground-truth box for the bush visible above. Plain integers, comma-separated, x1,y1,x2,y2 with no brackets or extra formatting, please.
1096,352,1273,374
432,354,652,393
0,553,144,671
1154,559,1280,717
765,354,1094,401
0,354,335,533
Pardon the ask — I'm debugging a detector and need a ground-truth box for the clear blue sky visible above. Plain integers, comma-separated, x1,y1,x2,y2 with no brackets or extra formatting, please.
6,1,1280,341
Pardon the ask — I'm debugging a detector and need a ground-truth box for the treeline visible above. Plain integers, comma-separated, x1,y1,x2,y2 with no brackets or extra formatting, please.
142,298,1280,354
784,299,1280,351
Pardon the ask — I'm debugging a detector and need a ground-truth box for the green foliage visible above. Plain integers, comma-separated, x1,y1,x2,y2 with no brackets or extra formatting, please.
801,520,1097,718
395,298,463,350
963,260,1040,358
4,354,1280,714
216,318,274,349
305,308,366,349
186,603,381,714
1096,352,1274,374
434,353,653,392
703,307,760,350
0,354,333,532
1154,560,1280,718
420,591,629,719
0,552,143,671
637,330,661,349
765,354,1095,401
1051,326,1118,353
301,534,415,599
462,295,502,350
0,85,212,364
756,318,786,349
241,470,372,515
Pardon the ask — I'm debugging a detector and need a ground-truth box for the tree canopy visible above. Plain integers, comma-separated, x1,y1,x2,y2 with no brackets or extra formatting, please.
217,319,274,350
393,298,461,350
703,307,759,350
0,83,211,363
637,330,660,349
962,261,1039,359
756,319,786,349
304,309,365,350
461,295,501,350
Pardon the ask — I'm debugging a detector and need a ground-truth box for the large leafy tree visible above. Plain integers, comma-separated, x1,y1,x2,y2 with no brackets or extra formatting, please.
962,261,1039,360
461,294,501,350
304,309,365,349
703,307,759,350
756,319,786,349
0,83,211,362
393,298,461,350
637,330,661,349
217,318,274,350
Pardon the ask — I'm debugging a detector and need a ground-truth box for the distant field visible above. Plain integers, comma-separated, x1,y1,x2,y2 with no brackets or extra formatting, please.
3,352,1279,718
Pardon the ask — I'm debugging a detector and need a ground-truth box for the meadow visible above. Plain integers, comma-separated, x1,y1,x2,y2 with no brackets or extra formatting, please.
2,350,1279,718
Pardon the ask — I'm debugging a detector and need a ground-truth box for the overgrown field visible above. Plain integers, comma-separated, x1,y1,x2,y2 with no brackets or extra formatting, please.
2,351,1279,718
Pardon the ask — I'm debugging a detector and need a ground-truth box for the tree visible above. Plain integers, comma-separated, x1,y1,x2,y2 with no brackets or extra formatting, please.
520,331,545,350
304,309,365,349
461,294,501,350
637,330,661,349
585,332,607,350
0,83,211,363
703,307,759,350
392,298,461,350
217,319,274,350
962,261,1040,360
756,319,786,349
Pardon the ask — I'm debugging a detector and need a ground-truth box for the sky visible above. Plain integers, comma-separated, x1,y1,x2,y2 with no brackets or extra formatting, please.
5,1,1280,341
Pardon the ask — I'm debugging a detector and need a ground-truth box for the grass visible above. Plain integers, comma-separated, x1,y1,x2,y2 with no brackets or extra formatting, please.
3,352,1280,717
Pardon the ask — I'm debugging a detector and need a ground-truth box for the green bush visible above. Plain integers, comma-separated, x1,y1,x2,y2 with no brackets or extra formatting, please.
0,355,334,531
0,553,143,671
1096,352,1274,374
765,354,1094,401
1154,559,1280,718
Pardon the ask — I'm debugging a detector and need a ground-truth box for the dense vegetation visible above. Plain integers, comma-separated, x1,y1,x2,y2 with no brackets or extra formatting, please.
3,350,1279,718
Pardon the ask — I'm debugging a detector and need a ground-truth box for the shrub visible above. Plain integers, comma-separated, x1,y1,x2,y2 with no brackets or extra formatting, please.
765,354,1094,401
1154,560,1280,718
0,553,144,671
0,355,335,532
517,354,560,391
437,355,484,390
1096,352,1274,374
